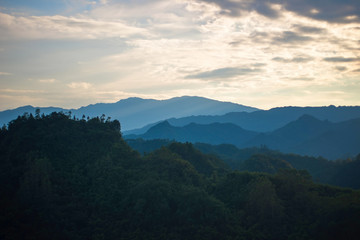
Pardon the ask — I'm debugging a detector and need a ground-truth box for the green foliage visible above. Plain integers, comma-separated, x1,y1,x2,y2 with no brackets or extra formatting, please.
193,142,360,189
239,154,293,174
1,112,360,239
126,138,174,155
168,142,229,176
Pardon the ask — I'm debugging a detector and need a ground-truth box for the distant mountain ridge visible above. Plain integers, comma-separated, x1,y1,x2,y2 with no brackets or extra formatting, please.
127,105,360,134
243,115,360,159
126,121,258,146
0,96,258,131
126,115,360,160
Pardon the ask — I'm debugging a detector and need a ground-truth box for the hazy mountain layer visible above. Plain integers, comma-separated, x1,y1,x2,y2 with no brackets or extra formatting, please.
0,96,258,131
2,112,360,239
243,115,360,159
127,115,360,160
126,121,258,146
127,105,360,134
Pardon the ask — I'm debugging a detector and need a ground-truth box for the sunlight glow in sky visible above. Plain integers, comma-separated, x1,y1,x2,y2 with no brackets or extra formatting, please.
0,0,359,110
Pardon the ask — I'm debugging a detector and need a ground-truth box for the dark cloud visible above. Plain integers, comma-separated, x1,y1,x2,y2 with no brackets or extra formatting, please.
229,41,242,47
272,57,287,62
293,24,327,34
335,66,347,71
199,0,360,23
251,63,267,67
272,31,313,44
252,1,279,18
352,68,360,72
290,77,315,81
198,0,280,18
249,31,270,43
292,57,314,63
185,67,261,79
323,57,360,62
281,0,360,23
272,56,314,63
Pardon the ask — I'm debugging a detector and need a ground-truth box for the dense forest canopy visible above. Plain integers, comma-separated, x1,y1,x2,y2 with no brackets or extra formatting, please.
1,112,360,239
127,139,360,189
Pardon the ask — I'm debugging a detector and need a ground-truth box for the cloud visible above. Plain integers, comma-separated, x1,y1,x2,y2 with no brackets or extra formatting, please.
335,66,347,71
197,0,281,18
0,0,359,110
272,56,314,63
38,78,56,83
281,0,360,23
323,57,360,62
248,31,270,44
0,12,147,40
293,24,327,34
0,89,43,94
67,82,92,89
185,67,262,80
198,0,360,23
289,77,315,81
0,72,12,76
272,31,313,44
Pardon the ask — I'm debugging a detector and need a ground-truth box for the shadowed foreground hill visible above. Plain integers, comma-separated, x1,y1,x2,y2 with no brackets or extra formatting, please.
126,139,360,189
1,112,360,240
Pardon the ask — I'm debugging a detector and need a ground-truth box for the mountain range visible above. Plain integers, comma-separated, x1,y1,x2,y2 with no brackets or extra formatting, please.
126,105,360,134
126,114,360,160
2,111,360,239
0,96,258,131
1,96,360,160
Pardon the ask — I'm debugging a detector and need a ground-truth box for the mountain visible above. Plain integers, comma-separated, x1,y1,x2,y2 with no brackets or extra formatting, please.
2,113,360,239
292,117,360,159
238,154,293,174
127,114,360,160
126,138,360,189
125,121,258,146
129,105,360,134
242,115,360,159
0,96,258,131
0,105,65,128
242,114,332,151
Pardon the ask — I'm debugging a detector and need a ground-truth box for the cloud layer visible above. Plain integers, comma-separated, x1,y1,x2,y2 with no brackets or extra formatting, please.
199,0,360,23
0,0,359,110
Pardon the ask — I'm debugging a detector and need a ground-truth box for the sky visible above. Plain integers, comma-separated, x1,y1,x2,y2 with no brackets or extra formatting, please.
0,0,359,110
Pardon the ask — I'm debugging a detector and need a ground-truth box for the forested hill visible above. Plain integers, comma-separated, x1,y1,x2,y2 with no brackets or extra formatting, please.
127,139,360,189
1,112,360,240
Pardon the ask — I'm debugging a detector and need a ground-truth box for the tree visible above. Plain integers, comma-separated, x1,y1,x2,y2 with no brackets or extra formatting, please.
246,177,285,239
35,108,41,119
18,156,52,206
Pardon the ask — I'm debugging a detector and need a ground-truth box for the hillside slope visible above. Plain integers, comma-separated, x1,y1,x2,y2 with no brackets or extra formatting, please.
126,121,258,146
2,113,360,239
